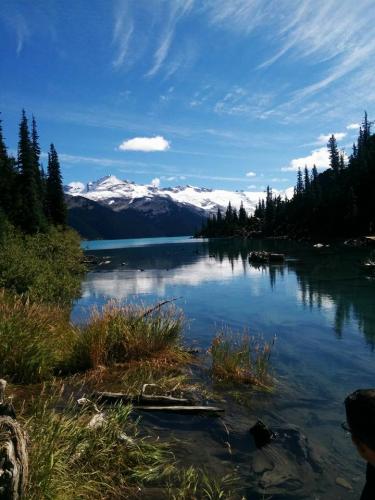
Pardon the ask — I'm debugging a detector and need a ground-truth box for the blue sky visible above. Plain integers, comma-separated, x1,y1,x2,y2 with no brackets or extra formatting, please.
1,0,374,191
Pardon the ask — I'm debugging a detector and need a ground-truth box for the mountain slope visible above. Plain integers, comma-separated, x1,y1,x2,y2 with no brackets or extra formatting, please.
64,175,285,239
66,194,205,239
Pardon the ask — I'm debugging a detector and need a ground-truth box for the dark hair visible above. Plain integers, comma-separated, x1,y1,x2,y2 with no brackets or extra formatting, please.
345,389,375,450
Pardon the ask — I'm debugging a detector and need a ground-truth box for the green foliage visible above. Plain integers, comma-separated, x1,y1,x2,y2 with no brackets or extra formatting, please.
0,226,84,304
211,328,274,388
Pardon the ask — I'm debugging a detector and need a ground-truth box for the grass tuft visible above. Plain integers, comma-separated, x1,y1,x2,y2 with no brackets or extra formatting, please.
73,301,185,371
0,292,77,383
22,384,175,499
210,328,275,389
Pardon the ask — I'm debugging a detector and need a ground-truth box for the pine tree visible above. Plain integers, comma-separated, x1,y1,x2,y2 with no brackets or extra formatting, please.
0,115,15,219
327,135,340,174
31,115,45,201
296,168,304,195
304,166,310,191
238,201,247,225
17,110,46,233
46,143,66,226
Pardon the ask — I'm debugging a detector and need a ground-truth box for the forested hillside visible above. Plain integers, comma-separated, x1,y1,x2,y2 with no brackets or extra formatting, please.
198,113,375,239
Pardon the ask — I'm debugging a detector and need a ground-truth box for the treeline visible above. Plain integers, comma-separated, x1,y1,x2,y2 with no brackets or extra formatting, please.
198,112,375,239
196,201,260,238
0,110,66,234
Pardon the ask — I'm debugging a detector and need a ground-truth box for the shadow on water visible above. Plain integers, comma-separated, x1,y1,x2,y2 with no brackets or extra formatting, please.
73,237,375,498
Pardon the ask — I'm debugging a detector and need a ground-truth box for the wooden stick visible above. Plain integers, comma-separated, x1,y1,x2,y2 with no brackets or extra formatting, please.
138,297,182,319
133,405,224,415
92,390,192,406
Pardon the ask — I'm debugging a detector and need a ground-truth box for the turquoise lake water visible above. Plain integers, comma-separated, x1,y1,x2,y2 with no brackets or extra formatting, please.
74,236,375,499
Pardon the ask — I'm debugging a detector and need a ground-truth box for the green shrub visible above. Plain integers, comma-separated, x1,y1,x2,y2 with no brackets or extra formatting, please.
0,226,84,305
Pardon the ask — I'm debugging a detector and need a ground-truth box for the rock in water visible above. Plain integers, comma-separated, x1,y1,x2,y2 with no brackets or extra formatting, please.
250,424,323,498
250,420,275,448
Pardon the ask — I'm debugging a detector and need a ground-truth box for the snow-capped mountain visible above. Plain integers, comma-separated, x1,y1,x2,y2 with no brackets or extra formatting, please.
64,174,265,215
64,175,292,239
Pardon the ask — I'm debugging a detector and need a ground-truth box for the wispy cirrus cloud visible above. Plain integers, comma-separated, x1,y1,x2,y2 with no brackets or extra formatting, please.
118,136,170,152
112,2,134,69
146,0,194,77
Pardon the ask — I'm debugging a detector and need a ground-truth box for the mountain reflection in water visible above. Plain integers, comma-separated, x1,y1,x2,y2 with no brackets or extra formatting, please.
76,238,375,346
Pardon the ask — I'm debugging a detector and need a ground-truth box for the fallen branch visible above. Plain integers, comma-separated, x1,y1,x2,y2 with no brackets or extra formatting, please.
92,390,192,407
138,297,182,320
133,405,224,415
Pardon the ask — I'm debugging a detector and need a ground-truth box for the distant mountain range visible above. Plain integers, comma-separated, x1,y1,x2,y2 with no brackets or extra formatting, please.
64,175,288,239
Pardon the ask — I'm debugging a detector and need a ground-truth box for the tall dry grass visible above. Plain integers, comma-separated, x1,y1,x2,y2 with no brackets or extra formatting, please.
23,385,175,499
73,301,185,371
0,292,77,383
211,328,275,389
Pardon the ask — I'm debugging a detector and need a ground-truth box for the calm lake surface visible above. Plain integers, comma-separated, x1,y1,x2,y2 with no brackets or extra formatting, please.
73,236,375,499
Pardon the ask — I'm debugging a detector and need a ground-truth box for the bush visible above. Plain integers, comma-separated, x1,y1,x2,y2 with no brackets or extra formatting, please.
0,226,84,305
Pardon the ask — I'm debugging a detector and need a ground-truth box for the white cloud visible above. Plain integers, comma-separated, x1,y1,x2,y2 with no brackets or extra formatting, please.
118,136,170,152
151,177,160,187
347,123,360,130
246,171,256,177
282,147,329,171
317,132,346,144
248,184,257,189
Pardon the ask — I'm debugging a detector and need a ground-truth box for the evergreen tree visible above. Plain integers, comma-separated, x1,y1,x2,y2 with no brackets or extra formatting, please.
17,110,46,233
0,115,15,218
327,134,340,174
238,201,247,225
46,143,66,226
31,115,45,200
296,168,304,195
304,166,310,191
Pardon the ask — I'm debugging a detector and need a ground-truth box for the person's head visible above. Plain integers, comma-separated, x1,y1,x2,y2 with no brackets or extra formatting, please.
345,389,375,465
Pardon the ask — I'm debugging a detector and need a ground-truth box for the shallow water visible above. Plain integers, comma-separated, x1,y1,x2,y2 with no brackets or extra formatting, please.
73,237,375,499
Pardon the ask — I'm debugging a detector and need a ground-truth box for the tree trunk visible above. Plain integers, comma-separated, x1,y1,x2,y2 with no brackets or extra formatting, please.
0,380,28,500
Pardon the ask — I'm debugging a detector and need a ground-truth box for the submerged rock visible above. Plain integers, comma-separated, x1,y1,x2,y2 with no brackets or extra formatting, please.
250,424,323,497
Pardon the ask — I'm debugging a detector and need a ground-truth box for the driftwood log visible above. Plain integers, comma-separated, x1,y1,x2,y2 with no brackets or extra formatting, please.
0,380,28,500
92,390,224,416
92,390,192,406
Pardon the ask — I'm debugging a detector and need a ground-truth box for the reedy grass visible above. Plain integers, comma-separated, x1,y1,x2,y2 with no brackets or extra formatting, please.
211,328,275,389
21,384,175,499
168,466,238,499
0,291,77,383
73,301,186,371
0,295,187,384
